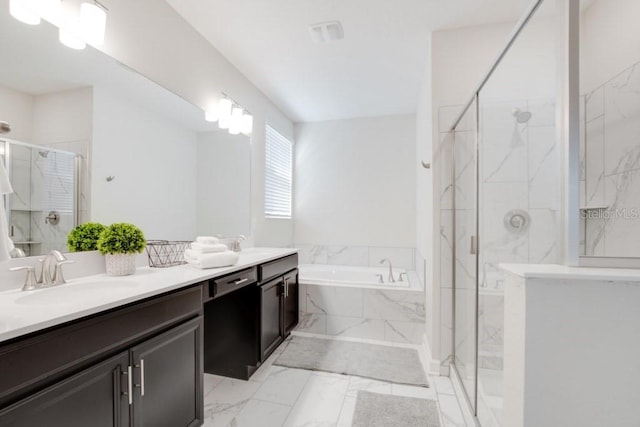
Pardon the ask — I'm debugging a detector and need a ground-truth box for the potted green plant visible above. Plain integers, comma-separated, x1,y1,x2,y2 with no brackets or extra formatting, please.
97,223,146,276
67,222,106,252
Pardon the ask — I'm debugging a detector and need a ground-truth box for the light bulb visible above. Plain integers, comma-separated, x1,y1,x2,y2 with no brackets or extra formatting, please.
59,27,86,50
229,107,243,135
240,114,253,135
80,2,106,46
10,0,40,25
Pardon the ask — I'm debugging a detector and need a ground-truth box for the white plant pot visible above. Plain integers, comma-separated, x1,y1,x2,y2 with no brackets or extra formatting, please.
105,253,137,276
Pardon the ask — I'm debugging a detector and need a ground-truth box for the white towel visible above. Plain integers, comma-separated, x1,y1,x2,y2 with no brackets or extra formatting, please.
184,249,239,269
0,159,13,262
196,236,219,244
190,242,227,254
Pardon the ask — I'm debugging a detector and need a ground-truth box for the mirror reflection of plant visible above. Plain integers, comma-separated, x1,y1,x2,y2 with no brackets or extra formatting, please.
67,222,106,252
97,223,146,255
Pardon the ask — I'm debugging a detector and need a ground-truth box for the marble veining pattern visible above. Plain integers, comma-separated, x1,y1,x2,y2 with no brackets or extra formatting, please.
202,336,466,427
582,59,640,257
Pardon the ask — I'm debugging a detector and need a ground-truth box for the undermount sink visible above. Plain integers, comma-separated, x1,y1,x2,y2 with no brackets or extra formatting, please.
15,280,140,306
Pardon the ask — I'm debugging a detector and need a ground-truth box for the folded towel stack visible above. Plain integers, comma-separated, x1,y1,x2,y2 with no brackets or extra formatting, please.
184,236,239,269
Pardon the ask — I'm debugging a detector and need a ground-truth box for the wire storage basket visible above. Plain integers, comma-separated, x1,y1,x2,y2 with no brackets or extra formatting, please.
146,240,191,268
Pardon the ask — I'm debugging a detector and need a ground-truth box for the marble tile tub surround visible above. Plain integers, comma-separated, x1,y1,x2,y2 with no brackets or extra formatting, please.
202,335,467,427
581,59,640,257
296,280,426,345
296,244,418,271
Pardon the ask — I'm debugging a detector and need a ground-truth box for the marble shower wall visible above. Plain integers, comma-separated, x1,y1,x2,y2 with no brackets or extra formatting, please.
7,144,80,256
582,60,640,257
437,98,559,373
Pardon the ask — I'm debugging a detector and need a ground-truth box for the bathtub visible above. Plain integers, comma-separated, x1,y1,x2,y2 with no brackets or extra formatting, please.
296,264,425,344
299,264,413,288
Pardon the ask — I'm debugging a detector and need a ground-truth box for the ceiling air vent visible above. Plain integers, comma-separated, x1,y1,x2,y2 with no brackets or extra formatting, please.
308,21,344,44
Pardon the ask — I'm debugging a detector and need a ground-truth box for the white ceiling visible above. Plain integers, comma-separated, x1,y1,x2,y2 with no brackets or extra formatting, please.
166,0,534,123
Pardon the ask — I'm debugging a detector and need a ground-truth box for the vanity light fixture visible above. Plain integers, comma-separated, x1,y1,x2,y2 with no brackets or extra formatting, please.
205,96,252,135
9,0,107,50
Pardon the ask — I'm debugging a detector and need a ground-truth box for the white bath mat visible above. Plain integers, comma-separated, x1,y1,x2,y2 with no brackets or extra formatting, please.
352,391,441,427
274,336,429,387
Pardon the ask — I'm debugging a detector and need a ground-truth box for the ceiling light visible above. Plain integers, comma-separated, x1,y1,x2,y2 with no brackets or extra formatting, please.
10,0,40,25
217,98,232,129
308,21,344,44
205,108,218,122
80,1,106,46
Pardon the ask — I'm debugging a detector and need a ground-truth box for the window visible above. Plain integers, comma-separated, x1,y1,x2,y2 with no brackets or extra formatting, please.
264,125,292,218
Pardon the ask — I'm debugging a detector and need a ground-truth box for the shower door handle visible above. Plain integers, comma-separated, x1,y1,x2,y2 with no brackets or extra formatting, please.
470,236,478,255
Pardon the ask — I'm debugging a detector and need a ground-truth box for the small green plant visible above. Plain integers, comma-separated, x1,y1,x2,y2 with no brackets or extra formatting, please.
67,222,106,252
97,223,146,255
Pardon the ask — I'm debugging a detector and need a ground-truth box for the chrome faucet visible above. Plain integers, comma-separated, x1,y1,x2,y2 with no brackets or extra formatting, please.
10,250,75,290
379,258,395,283
228,235,246,252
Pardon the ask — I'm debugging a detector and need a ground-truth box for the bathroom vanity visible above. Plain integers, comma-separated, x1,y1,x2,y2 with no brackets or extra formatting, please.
0,248,299,427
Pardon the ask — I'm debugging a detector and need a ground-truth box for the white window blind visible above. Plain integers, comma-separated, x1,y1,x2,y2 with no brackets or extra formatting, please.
41,152,74,214
265,125,292,218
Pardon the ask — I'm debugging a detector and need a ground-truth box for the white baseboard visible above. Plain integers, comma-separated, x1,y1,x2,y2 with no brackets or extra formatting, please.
421,332,441,375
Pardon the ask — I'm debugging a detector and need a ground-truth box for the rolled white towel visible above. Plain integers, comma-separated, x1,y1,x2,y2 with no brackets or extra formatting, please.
185,250,239,269
190,242,227,253
196,236,219,244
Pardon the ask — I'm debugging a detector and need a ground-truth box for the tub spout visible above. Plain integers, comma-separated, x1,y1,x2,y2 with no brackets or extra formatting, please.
379,258,395,283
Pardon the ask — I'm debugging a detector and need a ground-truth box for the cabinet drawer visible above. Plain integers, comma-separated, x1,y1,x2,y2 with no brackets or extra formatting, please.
258,254,298,282
210,267,257,299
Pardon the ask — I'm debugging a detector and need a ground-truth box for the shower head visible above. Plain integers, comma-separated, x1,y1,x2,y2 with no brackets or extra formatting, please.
0,121,11,134
38,151,49,158
512,108,532,124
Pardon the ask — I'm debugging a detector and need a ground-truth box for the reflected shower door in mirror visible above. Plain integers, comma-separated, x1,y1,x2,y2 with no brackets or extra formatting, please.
579,0,640,259
0,4,252,261
1,139,78,257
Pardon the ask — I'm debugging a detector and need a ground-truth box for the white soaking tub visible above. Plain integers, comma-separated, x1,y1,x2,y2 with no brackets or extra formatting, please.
299,264,413,288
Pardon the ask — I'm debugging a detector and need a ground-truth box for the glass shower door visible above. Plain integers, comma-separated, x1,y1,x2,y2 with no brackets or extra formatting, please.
452,97,479,412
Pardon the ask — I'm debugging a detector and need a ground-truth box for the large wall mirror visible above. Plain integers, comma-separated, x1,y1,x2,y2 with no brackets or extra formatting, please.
0,6,251,260
579,0,640,260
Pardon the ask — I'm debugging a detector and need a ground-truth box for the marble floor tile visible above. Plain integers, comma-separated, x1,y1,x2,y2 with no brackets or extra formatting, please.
233,399,291,427
206,377,262,405
346,376,392,398
391,383,438,400
203,374,225,396
283,371,349,426
432,375,456,395
253,366,311,406
336,395,357,427
439,394,467,427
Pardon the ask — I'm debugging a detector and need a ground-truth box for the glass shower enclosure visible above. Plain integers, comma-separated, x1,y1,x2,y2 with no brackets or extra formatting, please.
444,1,560,425
1,138,79,257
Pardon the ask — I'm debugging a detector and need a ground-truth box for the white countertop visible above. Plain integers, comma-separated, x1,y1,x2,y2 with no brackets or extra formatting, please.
500,263,640,282
0,247,298,344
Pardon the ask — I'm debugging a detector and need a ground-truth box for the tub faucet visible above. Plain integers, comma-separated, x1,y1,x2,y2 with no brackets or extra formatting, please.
379,258,395,283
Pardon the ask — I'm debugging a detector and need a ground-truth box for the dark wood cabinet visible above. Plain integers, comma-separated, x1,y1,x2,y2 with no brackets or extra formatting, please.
0,351,131,427
282,269,299,336
260,277,283,360
131,317,203,427
258,255,299,362
0,286,204,427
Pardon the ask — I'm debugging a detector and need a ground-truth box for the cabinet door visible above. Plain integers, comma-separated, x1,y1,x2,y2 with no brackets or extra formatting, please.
130,317,203,427
260,277,283,361
0,351,130,427
283,269,299,336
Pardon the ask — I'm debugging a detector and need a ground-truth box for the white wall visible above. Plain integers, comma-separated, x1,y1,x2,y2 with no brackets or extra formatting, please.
0,84,33,142
294,115,416,248
91,87,198,240
581,0,640,93
197,131,251,237
427,22,513,370
32,87,93,146
98,0,294,247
